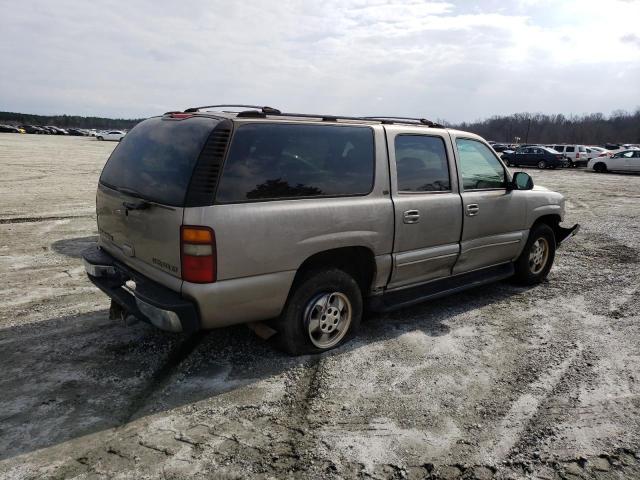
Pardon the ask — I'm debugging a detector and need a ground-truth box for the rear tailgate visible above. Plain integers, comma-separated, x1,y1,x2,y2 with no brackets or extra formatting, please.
96,115,224,289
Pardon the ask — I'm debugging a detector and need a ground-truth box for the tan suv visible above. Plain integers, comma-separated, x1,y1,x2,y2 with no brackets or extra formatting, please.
83,105,579,354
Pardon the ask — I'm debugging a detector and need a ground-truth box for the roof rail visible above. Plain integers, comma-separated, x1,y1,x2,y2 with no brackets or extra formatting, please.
182,105,444,128
184,104,281,114
362,116,444,128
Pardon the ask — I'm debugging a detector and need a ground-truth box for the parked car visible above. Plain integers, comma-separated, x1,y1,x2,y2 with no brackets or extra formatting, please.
546,145,588,167
82,106,579,355
67,128,88,136
586,146,607,160
96,130,126,141
491,143,511,152
19,125,47,134
502,146,567,169
0,125,22,133
588,150,640,173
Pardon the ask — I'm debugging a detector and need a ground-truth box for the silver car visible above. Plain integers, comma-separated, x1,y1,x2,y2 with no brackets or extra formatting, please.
83,105,579,355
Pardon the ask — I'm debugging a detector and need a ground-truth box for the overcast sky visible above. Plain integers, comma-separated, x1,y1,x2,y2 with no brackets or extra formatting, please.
1,0,639,122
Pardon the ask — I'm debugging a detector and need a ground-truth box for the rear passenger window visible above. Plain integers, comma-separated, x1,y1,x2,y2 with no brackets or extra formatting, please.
566,146,575,152
216,124,374,202
456,138,506,190
394,135,450,192
554,146,564,152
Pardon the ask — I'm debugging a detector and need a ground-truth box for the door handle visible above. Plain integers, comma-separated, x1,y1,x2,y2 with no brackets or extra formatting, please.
466,204,480,216
403,210,420,224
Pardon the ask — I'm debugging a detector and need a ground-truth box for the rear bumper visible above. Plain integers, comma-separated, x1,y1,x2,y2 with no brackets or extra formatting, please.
82,245,200,333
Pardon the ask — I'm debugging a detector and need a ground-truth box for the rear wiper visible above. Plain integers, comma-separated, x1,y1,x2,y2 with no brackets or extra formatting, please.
116,187,151,209
122,199,150,211
117,187,145,199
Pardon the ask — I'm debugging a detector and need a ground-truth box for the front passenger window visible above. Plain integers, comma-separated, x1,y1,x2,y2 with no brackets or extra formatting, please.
456,138,506,190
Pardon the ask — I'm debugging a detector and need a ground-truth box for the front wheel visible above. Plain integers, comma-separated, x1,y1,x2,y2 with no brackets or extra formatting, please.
274,268,362,355
593,162,607,173
513,224,556,285
537,160,547,169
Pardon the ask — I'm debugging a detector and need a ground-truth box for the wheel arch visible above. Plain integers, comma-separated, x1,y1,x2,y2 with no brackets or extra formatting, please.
290,246,377,297
531,213,562,243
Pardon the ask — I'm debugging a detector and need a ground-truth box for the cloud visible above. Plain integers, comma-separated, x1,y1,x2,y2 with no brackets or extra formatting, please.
0,0,638,122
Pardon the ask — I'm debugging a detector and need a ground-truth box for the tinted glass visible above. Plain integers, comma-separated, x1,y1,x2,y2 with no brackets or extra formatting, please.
554,145,564,151
456,138,506,190
395,135,450,191
100,117,218,206
216,124,374,202
566,146,575,152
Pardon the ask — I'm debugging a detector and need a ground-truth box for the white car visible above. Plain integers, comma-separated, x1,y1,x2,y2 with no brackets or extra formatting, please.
586,146,607,160
96,130,126,141
588,150,640,173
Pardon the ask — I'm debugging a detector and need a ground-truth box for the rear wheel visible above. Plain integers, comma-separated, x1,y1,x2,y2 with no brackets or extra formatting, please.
97,136,103,141
537,160,547,169
593,162,607,173
513,223,556,285
274,268,362,355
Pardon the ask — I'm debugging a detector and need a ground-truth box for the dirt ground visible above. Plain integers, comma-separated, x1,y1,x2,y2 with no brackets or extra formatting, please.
0,133,639,480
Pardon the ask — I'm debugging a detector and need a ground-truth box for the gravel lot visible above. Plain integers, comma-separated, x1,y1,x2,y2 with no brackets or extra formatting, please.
1,133,639,480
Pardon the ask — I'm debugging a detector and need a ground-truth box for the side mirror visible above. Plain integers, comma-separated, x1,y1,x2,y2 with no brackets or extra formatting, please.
509,171,534,191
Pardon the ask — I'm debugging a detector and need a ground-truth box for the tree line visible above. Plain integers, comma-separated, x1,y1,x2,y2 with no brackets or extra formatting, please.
0,111,142,130
3,108,639,144
449,109,640,145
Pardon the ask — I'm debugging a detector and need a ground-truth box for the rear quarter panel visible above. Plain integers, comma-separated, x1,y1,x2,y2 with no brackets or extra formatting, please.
182,124,394,327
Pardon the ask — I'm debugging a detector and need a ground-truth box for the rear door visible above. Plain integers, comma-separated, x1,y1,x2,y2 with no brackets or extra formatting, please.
97,115,223,289
450,134,528,274
386,126,462,289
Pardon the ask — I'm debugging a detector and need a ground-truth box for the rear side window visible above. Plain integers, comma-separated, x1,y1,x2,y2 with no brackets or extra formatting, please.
100,117,219,206
554,145,564,152
566,146,575,152
394,135,450,191
216,124,374,202
456,138,506,190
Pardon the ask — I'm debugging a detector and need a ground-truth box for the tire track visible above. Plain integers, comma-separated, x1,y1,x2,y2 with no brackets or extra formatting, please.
0,214,93,224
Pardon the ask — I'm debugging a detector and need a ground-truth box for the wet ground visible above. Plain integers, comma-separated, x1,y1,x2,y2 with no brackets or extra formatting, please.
0,133,639,479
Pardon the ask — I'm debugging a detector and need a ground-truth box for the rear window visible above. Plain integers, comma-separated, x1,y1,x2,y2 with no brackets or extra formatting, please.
216,123,374,203
99,116,218,206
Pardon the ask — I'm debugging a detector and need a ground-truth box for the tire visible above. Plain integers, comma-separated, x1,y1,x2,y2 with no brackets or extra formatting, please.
274,268,363,355
97,136,103,141
537,160,547,169
593,162,607,173
513,223,556,285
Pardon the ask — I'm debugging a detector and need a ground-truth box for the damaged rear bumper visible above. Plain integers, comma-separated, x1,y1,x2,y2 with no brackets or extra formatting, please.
556,223,580,246
82,245,200,333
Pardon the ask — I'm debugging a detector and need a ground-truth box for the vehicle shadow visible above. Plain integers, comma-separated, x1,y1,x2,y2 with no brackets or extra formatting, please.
50,235,99,258
0,280,531,461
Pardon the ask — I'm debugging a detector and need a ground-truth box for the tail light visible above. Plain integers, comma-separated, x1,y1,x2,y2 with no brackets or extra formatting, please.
576,152,580,159
181,226,216,283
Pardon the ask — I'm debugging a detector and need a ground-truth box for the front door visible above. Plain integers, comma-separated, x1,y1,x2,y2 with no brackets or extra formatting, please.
449,135,528,274
386,127,463,289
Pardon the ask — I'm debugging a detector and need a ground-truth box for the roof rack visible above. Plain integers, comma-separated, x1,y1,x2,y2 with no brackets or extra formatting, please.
182,104,443,128
184,104,281,114
362,116,444,128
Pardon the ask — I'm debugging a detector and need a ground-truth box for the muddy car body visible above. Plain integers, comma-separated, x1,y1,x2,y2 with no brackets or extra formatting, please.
83,105,579,354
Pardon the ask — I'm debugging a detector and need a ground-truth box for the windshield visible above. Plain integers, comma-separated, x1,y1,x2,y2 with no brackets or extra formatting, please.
100,116,219,206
